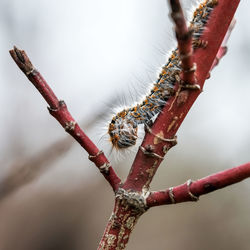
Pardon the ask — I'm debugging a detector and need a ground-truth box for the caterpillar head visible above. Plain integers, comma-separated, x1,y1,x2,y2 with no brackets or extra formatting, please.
108,111,138,149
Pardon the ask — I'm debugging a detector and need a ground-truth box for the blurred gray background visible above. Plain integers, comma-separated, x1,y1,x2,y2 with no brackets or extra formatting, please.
0,0,249,249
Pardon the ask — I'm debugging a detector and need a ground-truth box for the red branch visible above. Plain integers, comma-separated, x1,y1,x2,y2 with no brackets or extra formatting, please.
9,1,244,249
170,0,196,85
146,162,250,207
9,47,121,192
123,0,240,192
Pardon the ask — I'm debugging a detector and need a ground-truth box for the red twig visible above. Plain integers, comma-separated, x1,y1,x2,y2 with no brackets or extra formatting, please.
170,0,197,85
9,46,121,192
123,0,240,192
146,162,250,207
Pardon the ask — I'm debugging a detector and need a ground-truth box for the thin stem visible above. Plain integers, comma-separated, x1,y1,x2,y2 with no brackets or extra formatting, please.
9,47,121,191
147,162,250,207
169,0,196,85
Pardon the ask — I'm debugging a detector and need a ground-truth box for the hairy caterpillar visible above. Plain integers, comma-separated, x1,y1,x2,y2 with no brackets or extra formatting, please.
108,0,217,149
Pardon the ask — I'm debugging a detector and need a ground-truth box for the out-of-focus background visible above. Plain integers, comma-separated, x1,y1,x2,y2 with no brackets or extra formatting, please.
0,0,249,249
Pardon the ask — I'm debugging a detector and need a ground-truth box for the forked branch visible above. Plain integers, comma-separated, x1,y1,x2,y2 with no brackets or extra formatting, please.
9,0,246,249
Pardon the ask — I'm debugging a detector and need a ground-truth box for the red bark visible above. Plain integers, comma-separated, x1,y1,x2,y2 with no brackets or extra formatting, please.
98,193,146,249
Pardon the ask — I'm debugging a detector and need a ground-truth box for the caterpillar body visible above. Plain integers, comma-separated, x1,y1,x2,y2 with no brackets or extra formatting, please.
108,0,217,149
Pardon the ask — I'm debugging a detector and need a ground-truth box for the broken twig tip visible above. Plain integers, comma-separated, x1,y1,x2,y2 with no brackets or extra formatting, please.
10,46,25,63
9,46,34,75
